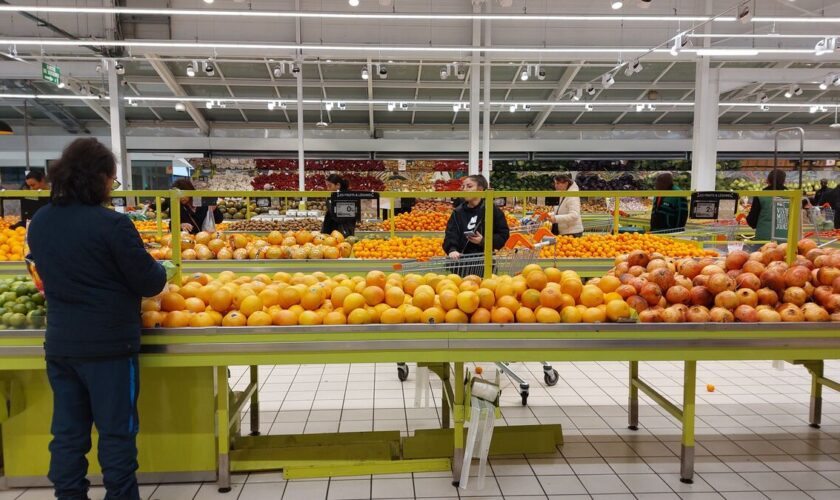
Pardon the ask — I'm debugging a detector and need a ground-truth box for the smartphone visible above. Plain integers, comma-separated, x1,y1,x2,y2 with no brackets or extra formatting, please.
463,230,477,237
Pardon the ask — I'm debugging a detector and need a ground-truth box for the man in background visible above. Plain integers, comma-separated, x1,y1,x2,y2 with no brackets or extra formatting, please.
649,172,688,233
25,170,49,190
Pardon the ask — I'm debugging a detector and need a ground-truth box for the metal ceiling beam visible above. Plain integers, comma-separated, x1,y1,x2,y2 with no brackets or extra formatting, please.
263,60,292,124
452,65,472,125
528,64,581,136
492,62,525,125
213,63,249,122
730,88,786,125
572,88,603,125
410,60,423,125
316,60,332,123
652,90,694,124
3,79,89,133
771,89,831,125
126,81,164,122
611,61,676,126
146,54,210,135
366,57,374,137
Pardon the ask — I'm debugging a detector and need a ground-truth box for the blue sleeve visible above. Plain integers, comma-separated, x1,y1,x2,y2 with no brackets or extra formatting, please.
110,215,167,297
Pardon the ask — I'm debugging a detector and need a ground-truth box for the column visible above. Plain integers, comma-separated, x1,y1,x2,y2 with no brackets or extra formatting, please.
296,65,305,192
107,59,130,189
468,4,481,176
481,6,491,180
690,59,719,192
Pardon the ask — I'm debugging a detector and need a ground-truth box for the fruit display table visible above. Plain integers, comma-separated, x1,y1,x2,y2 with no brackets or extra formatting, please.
2,323,840,491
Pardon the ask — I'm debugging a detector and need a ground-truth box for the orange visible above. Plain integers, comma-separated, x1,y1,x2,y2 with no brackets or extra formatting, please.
196,285,219,305
490,307,515,324
582,307,606,323
516,307,537,323
178,283,200,299
420,307,446,325
496,295,520,314
385,287,406,308
579,285,605,308
459,280,480,293
162,310,191,328
456,291,480,314
141,311,165,328
222,311,247,327
247,310,273,327
184,297,207,314
206,310,223,326
258,288,281,308
559,293,576,309
404,305,423,323
403,276,423,296
209,289,233,313
160,292,186,312
439,289,458,311
476,288,495,310
481,278,498,293
525,271,548,291
233,288,256,308
381,308,405,324
512,277,528,298
366,270,387,289
271,309,299,326
536,307,561,324
141,298,161,313
604,292,623,304
561,279,583,300
301,287,325,311
605,299,632,322
239,295,264,317
521,289,542,310
470,308,492,323
348,308,372,325
598,275,621,294
560,306,582,323
323,310,347,325
539,287,564,309
330,286,353,309
495,281,515,299
444,309,468,324
412,285,436,309
273,271,291,283
343,293,367,313
278,287,301,308
522,264,543,277
544,267,564,284
298,310,322,325
362,286,385,306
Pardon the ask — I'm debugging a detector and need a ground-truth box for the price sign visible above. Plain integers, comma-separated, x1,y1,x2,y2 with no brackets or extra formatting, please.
334,200,358,219
689,192,739,220
494,197,506,207
332,191,379,222
255,197,272,208
771,197,790,242
111,197,127,208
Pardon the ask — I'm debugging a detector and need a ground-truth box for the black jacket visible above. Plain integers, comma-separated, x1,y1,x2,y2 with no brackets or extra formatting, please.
28,203,167,358
322,194,357,237
650,188,689,233
443,200,510,255
162,200,224,235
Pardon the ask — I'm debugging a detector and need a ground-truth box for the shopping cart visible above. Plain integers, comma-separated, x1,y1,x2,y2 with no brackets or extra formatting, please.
803,206,838,247
394,237,560,405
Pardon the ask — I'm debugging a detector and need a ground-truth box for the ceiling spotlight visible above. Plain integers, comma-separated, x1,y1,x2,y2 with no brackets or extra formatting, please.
452,103,460,112
757,93,769,104
114,62,125,75
523,104,532,111
218,101,226,108
572,88,583,101
291,63,301,75
440,65,450,80
637,0,652,8
203,61,215,76
611,1,624,9
537,65,546,81
325,101,334,111
349,0,360,6
635,103,644,112
455,63,466,80
175,102,186,112
127,98,137,107
57,80,65,89
520,67,530,81
267,101,276,111
646,103,656,111
399,102,408,110
203,0,214,4
186,62,196,77
810,105,819,114
584,103,593,111
273,62,285,77
601,72,615,89
509,104,517,113
815,37,837,56
737,1,753,24
206,100,215,109
585,85,596,96
784,84,802,98
361,66,369,80
388,102,396,112
277,102,287,110
670,33,685,56
760,104,770,111
378,64,388,79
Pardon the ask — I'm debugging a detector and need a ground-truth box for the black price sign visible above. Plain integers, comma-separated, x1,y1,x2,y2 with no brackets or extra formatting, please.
255,197,272,208
111,197,127,208
331,191,379,222
689,192,739,220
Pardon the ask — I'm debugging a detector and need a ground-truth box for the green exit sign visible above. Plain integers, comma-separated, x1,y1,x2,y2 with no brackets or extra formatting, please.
42,63,61,85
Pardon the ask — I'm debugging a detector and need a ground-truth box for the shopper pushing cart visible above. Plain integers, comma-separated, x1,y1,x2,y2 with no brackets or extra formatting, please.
442,174,510,277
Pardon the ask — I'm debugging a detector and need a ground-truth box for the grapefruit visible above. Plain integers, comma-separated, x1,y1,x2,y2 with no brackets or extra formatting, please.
362,286,385,306
366,270,387,289
420,307,446,325
490,307,515,324
298,311,322,325
162,310,191,328
470,308,492,323
323,311,347,325
271,309,299,326
605,299,632,322
380,308,405,324
476,288,495,310
385,287,406,308
515,307,537,323
525,271,549,291
521,289,542,310
209,289,233,313
582,307,606,323
348,308,372,325
456,291,480,314
536,307,561,324
579,285,605,307
222,311,247,327
444,309,468,324
247,311,273,327
343,293,366,313
239,296,264,317
539,288,564,309
560,306,582,323
439,289,458,311
160,292,186,312
184,297,206,314
496,295,520,314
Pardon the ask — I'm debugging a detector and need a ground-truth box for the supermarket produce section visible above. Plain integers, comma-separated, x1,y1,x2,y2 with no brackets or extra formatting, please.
1,187,839,492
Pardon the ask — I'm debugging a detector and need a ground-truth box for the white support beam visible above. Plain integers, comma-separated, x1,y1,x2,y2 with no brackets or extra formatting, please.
366,58,374,137
612,62,676,126
529,64,581,136
263,60,292,124
492,62,525,125
410,61,423,126
146,54,210,135
295,0,304,191
481,7,491,180
468,3,481,176
107,59,130,189
214,64,249,122
691,60,719,191
316,60,332,123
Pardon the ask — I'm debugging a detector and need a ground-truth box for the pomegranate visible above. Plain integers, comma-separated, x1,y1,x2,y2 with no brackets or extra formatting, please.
679,260,704,280
640,283,663,306
807,248,827,264
693,275,710,288
689,286,715,307
629,277,648,293
627,250,650,269
714,290,740,310
710,307,735,323
833,276,840,293
829,253,840,268
817,267,840,287
660,306,685,323
748,251,764,262
734,305,758,322
675,276,693,290
802,304,830,322
760,269,785,292
814,286,834,306
823,294,840,313
725,250,750,271
742,260,766,276
798,238,818,256
727,270,743,280
647,259,668,272
831,312,840,322
782,287,808,307
638,309,661,323
665,285,691,305
629,265,646,277
736,273,761,291
779,305,804,322
784,266,811,288
757,288,780,306
767,261,789,273
686,306,711,323
793,256,814,270
625,295,648,313
615,262,630,276
619,273,634,285
702,265,725,276
756,308,782,322
708,273,736,295
804,282,815,298
737,288,759,308
649,268,676,292
761,248,784,265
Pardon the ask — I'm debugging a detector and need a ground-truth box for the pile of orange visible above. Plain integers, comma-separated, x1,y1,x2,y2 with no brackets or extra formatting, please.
0,226,26,261
141,265,634,328
504,213,521,229
352,237,445,260
133,220,160,231
541,233,718,259
382,211,450,231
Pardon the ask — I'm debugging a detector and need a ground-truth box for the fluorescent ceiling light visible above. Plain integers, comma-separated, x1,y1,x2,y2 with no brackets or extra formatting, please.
694,48,760,56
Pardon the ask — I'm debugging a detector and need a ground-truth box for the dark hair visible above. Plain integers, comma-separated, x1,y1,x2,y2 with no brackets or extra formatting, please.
25,170,46,182
48,138,116,206
553,174,573,184
326,174,349,191
171,179,196,191
767,169,786,189
464,174,489,191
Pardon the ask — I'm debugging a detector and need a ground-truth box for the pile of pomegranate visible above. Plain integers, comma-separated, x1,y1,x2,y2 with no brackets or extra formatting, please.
608,239,840,323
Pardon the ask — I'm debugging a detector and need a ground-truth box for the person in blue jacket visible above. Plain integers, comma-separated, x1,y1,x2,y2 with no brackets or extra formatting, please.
27,138,169,500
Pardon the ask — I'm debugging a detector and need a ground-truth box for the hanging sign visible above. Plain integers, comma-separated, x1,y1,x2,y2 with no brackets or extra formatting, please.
42,63,61,85
689,192,739,220
332,191,379,222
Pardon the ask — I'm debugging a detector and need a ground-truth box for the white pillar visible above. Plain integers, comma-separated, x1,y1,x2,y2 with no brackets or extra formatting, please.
481,6,491,180
296,67,305,192
468,5,481,176
690,59,719,192
107,58,130,189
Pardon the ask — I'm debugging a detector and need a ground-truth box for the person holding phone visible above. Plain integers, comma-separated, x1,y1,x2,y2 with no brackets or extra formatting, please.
442,175,510,275
161,179,223,235
322,174,356,237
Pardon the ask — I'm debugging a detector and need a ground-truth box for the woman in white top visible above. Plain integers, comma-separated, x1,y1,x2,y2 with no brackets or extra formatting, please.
549,174,584,237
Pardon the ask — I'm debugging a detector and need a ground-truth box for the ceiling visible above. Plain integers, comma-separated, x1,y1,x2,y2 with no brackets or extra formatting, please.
3,0,840,135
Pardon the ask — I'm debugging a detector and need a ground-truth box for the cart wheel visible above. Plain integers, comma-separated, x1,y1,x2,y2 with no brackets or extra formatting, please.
397,364,410,382
521,390,529,406
544,369,559,387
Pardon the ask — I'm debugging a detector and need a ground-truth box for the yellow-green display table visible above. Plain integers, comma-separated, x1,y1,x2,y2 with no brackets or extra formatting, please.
1,323,839,492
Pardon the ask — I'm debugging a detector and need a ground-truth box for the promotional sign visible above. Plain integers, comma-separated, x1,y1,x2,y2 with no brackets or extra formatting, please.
689,192,739,220
331,191,379,222
42,63,60,85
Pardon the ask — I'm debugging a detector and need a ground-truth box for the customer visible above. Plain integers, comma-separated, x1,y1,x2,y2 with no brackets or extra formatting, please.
27,138,168,500
813,179,831,205
549,174,583,237
164,179,224,235
443,175,510,276
821,184,840,229
322,174,356,237
25,169,50,190
746,169,787,242
649,172,688,233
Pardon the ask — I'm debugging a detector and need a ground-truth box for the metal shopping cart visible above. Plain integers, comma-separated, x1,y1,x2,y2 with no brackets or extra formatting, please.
803,206,838,247
393,237,560,405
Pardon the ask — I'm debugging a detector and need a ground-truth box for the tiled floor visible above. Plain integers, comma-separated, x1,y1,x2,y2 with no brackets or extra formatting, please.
6,360,840,500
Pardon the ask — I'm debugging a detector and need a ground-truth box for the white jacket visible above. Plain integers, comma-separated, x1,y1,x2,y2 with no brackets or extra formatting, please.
551,183,584,235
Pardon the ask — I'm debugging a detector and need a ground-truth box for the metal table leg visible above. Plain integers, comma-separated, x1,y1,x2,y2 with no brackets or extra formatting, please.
680,361,697,485
249,365,260,436
628,361,639,431
216,366,231,493
808,361,824,429
451,362,465,487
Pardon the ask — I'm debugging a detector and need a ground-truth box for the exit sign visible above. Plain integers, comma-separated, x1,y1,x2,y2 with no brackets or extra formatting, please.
42,63,61,85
